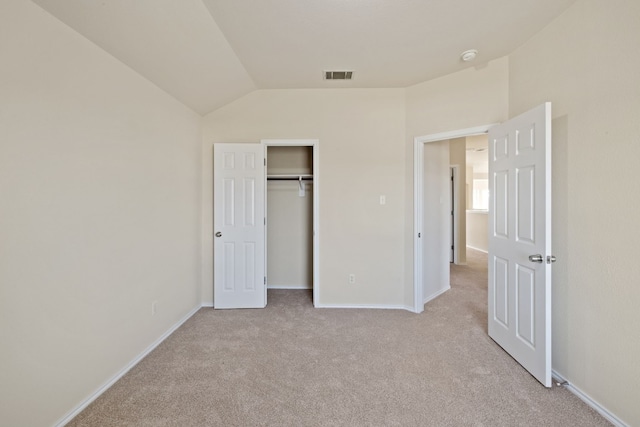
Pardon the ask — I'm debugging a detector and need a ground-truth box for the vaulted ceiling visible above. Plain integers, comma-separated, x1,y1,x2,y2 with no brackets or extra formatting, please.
32,0,577,115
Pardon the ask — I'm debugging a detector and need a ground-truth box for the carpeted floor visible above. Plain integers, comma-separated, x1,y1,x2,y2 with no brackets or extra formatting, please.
68,249,609,426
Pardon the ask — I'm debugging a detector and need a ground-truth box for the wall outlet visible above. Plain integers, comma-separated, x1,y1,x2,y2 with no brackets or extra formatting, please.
151,300,158,316
348,274,356,284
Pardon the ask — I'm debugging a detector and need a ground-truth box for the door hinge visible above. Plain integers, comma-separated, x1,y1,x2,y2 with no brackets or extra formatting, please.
418,233,421,238
264,158,266,166
264,276,267,285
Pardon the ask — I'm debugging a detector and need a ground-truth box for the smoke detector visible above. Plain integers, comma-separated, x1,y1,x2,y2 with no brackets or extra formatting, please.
324,70,354,80
460,49,478,62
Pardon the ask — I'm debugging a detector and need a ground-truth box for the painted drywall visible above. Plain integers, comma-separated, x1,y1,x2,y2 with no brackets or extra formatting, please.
509,0,640,424
449,137,467,264
204,62,508,310
0,2,202,426
404,58,509,308
422,140,451,301
202,89,406,307
466,211,488,253
267,182,313,288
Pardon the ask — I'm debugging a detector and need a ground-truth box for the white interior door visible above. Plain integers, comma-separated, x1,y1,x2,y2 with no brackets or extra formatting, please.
488,102,552,387
213,143,266,309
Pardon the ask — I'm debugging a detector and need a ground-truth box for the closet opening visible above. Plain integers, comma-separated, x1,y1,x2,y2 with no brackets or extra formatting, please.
263,140,320,306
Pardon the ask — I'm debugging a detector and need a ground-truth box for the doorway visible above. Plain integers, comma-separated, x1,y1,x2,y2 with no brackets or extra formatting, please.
413,124,494,314
262,139,320,306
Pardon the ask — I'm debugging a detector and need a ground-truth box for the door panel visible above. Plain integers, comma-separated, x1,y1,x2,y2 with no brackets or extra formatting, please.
488,103,552,387
494,256,509,327
214,144,266,309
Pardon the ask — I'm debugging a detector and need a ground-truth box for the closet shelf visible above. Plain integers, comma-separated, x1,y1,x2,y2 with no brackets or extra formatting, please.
267,174,313,181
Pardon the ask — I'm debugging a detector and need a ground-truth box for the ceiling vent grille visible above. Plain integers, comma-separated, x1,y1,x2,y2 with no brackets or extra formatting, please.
324,71,353,80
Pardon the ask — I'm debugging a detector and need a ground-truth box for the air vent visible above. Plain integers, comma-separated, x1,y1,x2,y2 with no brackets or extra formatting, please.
324,70,353,80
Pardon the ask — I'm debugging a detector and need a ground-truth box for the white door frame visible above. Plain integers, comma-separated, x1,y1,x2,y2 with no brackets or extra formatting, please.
413,124,496,314
262,139,320,306
450,165,460,264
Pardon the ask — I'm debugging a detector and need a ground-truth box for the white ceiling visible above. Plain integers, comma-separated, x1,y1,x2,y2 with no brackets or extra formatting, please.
32,0,577,115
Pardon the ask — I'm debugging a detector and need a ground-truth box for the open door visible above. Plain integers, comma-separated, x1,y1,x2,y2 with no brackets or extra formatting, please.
488,103,553,387
213,143,266,309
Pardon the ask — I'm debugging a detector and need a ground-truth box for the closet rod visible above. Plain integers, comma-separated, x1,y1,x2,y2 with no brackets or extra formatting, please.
267,175,313,181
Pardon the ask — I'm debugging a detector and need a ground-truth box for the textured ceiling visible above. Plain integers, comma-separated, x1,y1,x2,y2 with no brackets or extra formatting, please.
32,0,577,115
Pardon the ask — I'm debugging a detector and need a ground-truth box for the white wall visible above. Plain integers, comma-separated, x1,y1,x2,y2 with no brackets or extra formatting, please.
0,2,202,426
509,0,640,424
202,89,407,307
422,140,451,302
267,182,313,288
202,61,509,310
404,58,509,307
466,211,488,252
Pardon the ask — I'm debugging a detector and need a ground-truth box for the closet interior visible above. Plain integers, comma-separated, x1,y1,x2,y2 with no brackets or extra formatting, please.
266,146,314,290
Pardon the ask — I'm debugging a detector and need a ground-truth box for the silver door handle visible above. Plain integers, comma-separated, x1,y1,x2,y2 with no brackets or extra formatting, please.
547,255,557,264
215,232,222,237
529,254,544,263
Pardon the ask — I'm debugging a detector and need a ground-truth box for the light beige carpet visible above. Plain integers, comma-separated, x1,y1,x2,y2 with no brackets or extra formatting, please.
68,250,609,426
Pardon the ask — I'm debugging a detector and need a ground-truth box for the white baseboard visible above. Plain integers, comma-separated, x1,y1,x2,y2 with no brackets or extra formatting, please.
55,304,202,427
267,284,312,290
423,285,451,305
466,245,488,254
552,370,627,427
201,302,213,308
315,303,414,312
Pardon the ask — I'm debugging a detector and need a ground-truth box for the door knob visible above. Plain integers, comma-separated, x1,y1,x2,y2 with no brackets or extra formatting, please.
529,254,544,263
547,255,557,264
215,232,222,237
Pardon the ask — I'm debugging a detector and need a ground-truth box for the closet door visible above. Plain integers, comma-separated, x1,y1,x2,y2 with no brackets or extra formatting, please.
213,143,266,309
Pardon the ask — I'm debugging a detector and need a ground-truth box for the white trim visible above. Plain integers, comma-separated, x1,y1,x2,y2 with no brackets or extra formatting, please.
315,303,414,312
552,371,628,427
423,285,451,305
450,165,460,265
262,139,320,308
413,139,423,313
413,124,497,314
466,245,488,254
414,125,496,144
267,284,313,290
201,302,214,308
54,304,202,427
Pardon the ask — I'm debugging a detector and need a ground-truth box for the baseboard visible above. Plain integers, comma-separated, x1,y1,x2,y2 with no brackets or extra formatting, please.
267,285,312,290
552,370,627,427
201,302,213,308
423,285,451,305
55,304,202,427
315,303,414,312
466,245,488,254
